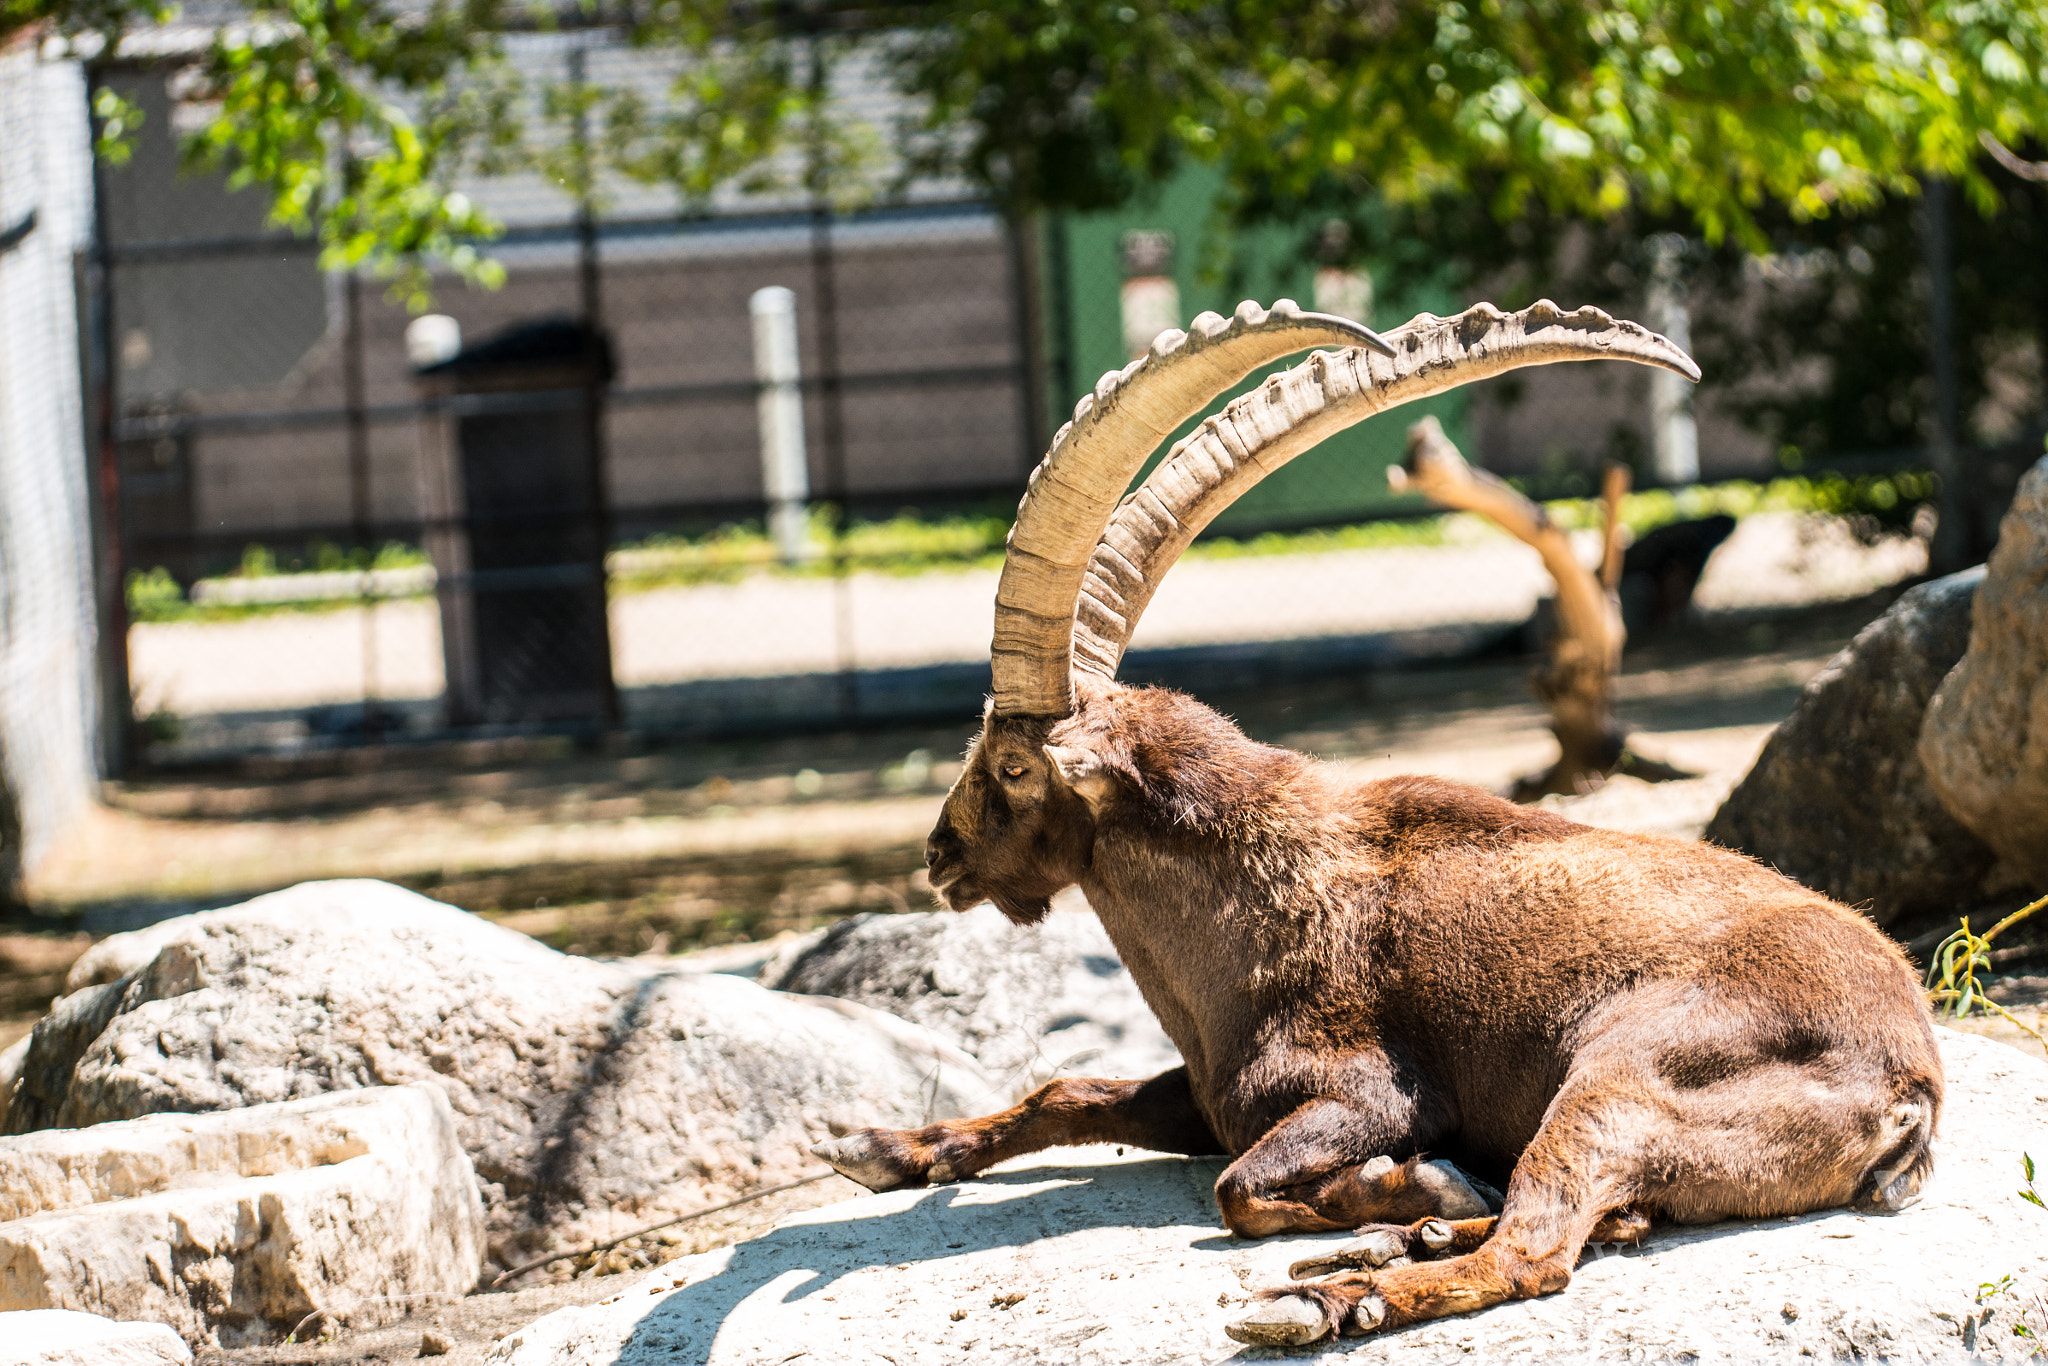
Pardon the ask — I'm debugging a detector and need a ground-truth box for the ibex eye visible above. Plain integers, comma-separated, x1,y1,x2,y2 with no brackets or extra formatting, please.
1000,764,1027,779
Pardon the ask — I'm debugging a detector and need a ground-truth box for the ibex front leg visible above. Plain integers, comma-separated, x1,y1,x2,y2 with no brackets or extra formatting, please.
813,1067,1218,1192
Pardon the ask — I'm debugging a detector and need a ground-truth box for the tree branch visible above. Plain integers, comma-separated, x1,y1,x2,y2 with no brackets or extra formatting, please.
1390,416,1629,797
1981,130,2048,184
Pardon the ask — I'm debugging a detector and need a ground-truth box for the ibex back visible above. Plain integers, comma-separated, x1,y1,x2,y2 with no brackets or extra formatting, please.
812,301,1942,1347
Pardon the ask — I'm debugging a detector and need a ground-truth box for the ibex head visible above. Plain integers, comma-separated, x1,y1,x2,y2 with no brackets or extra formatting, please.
924,704,1092,925
928,298,1699,918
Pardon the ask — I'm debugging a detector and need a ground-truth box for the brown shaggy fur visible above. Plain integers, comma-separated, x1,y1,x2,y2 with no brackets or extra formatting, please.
820,677,1942,1341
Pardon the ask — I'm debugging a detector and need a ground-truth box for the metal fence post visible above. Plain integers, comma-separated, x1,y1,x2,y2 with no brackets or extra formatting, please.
567,39,620,728
806,35,856,721
750,286,812,565
1920,176,1979,572
1644,233,1699,487
1006,209,1051,470
82,69,130,778
343,268,383,737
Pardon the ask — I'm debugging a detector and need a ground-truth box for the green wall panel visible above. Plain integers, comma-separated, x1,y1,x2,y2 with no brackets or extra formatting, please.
1045,168,1470,534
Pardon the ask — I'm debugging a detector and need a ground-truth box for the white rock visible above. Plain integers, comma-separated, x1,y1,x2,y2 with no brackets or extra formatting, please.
6,881,1002,1273
485,1030,2048,1365
0,1085,483,1347
0,1309,193,1365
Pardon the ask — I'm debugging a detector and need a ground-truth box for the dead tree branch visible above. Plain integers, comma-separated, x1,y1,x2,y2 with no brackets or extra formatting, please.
1390,416,1680,799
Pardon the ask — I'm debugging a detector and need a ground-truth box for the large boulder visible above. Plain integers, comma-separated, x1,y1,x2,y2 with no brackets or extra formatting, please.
762,892,1180,1088
2,881,1001,1272
1703,570,1996,923
0,1086,482,1346
1920,455,2048,886
481,1028,2048,1365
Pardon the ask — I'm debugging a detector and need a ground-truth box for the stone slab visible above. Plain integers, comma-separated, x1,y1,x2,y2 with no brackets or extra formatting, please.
0,1085,484,1346
0,1309,193,1365
486,1029,2048,1364
12,881,1003,1275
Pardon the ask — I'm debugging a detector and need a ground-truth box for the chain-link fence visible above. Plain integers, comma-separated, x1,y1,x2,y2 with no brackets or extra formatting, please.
96,31,1071,766
94,33,1928,772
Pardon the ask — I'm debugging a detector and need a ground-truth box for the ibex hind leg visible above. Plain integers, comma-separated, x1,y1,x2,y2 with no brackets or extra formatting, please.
1229,1075,1642,1346
1230,1054,1935,1345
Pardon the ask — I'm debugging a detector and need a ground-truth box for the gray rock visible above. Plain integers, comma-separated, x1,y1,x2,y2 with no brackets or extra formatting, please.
0,1086,483,1346
4,881,1001,1272
1921,455,2048,885
1704,569,1996,923
762,892,1181,1089
3,979,128,1134
488,1029,2048,1365
0,1309,193,1365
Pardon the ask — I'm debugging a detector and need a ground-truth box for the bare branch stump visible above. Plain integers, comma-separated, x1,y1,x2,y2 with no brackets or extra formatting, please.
1390,416,1684,799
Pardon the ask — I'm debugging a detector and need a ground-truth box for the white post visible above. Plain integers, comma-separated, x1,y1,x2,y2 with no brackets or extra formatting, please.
1645,234,1699,486
750,286,812,564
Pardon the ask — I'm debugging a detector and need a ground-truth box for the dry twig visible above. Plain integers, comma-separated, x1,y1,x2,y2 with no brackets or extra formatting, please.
490,1170,837,1288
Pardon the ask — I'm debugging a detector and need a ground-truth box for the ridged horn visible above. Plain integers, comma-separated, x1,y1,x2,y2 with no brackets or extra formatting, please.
1071,300,1700,681
992,299,1395,717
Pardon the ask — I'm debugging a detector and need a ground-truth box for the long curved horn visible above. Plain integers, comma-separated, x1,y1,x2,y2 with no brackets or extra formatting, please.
1072,300,1700,681
993,300,1394,717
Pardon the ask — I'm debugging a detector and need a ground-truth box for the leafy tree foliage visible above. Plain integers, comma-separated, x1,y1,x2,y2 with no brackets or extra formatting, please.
6,0,2045,307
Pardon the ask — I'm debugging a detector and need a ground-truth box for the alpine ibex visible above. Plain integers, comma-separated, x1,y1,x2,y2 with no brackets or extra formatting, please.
813,300,1942,1347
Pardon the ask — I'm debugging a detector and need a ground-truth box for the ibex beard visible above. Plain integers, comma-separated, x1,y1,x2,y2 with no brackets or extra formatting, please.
811,300,1943,1346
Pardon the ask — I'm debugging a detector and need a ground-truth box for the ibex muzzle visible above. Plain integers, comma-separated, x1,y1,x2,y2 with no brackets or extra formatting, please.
816,299,1941,1349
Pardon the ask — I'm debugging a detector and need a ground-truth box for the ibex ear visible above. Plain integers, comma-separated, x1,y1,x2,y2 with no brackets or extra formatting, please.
1044,743,1120,811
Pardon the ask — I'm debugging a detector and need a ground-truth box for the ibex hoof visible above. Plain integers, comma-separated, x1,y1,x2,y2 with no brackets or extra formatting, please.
1417,1159,1499,1218
810,1134,916,1193
1351,1292,1389,1333
1287,1227,1406,1279
1417,1217,1455,1250
1224,1294,1330,1347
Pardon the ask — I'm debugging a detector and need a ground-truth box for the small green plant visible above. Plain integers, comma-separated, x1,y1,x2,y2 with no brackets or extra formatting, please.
1925,892,2048,1049
238,543,279,578
1538,472,1938,540
124,566,187,622
1970,1262,2045,1351
2025,1154,2044,1212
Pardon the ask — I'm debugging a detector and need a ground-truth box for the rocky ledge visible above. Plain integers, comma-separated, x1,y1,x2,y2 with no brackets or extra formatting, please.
485,1029,2047,1365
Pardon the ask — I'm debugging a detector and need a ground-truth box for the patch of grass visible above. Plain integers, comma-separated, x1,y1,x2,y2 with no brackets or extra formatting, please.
125,471,1937,620
126,541,432,624
609,507,1015,591
1539,472,1938,539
